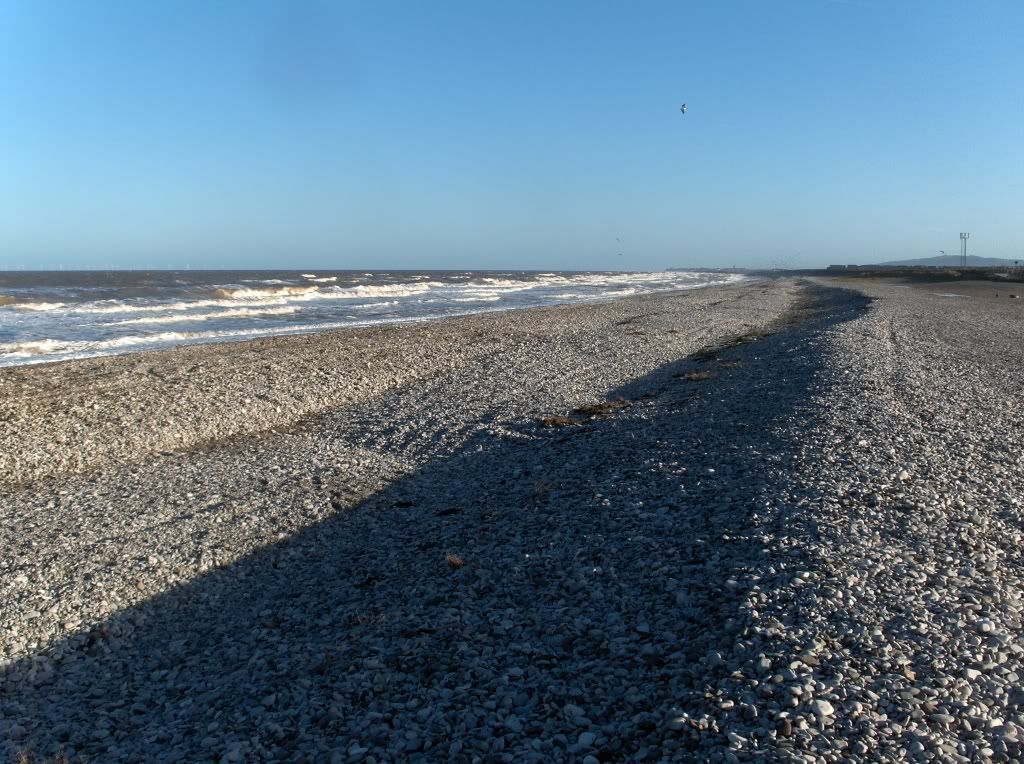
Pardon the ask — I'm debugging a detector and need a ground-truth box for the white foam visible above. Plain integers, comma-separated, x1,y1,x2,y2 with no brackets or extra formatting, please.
326,282,446,299
16,286,317,316
465,281,539,293
473,277,531,287
0,338,66,355
0,313,481,365
3,281,452,319
212,286,320,300
0,331,199,357
11,302,67,312
110,306,300,325
0,271,748,366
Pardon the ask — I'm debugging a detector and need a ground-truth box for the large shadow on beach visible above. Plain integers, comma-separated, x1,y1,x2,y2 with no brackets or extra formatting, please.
3,286,869,762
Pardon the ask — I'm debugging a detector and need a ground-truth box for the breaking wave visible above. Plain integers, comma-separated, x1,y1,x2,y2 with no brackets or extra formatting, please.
0,332,200,357
110,306,300,325
0,270,747,367
11,302,67,312
211,286,320,300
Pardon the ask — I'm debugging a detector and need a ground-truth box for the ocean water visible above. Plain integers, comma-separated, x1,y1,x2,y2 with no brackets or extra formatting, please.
0,269,742,367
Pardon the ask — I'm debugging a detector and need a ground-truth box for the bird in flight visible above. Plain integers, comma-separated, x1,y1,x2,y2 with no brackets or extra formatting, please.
680,103,687,115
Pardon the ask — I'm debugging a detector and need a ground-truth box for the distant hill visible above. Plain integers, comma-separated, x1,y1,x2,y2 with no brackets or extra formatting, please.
876,255,1020,267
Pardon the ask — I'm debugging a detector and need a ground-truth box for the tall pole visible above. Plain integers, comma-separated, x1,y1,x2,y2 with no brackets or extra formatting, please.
960,232,970,267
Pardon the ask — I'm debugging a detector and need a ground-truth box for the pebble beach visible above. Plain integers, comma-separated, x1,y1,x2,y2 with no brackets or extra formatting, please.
2,277,1022,762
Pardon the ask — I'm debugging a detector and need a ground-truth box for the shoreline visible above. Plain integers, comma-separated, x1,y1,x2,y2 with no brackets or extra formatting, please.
0,270,745,371
0,278,777,487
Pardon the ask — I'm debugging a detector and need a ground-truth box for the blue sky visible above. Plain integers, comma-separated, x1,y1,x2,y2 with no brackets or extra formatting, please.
1,0,1021,270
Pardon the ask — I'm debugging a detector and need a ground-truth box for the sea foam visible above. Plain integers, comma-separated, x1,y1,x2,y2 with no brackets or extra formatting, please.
0,270,744,367
110,306,300,325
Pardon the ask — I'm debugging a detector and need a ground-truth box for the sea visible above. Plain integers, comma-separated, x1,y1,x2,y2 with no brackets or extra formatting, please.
0,269,743,367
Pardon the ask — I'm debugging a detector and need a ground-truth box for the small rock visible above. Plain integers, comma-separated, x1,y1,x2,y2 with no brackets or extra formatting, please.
727,731,746,747
666,716,687,731
811,699,835,718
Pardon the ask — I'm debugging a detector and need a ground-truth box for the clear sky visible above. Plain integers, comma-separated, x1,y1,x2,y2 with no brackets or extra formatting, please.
1,0,1021,271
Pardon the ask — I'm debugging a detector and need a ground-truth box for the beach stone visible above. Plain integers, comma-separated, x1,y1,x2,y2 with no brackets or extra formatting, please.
811,700,835,718
2,277,1022,762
